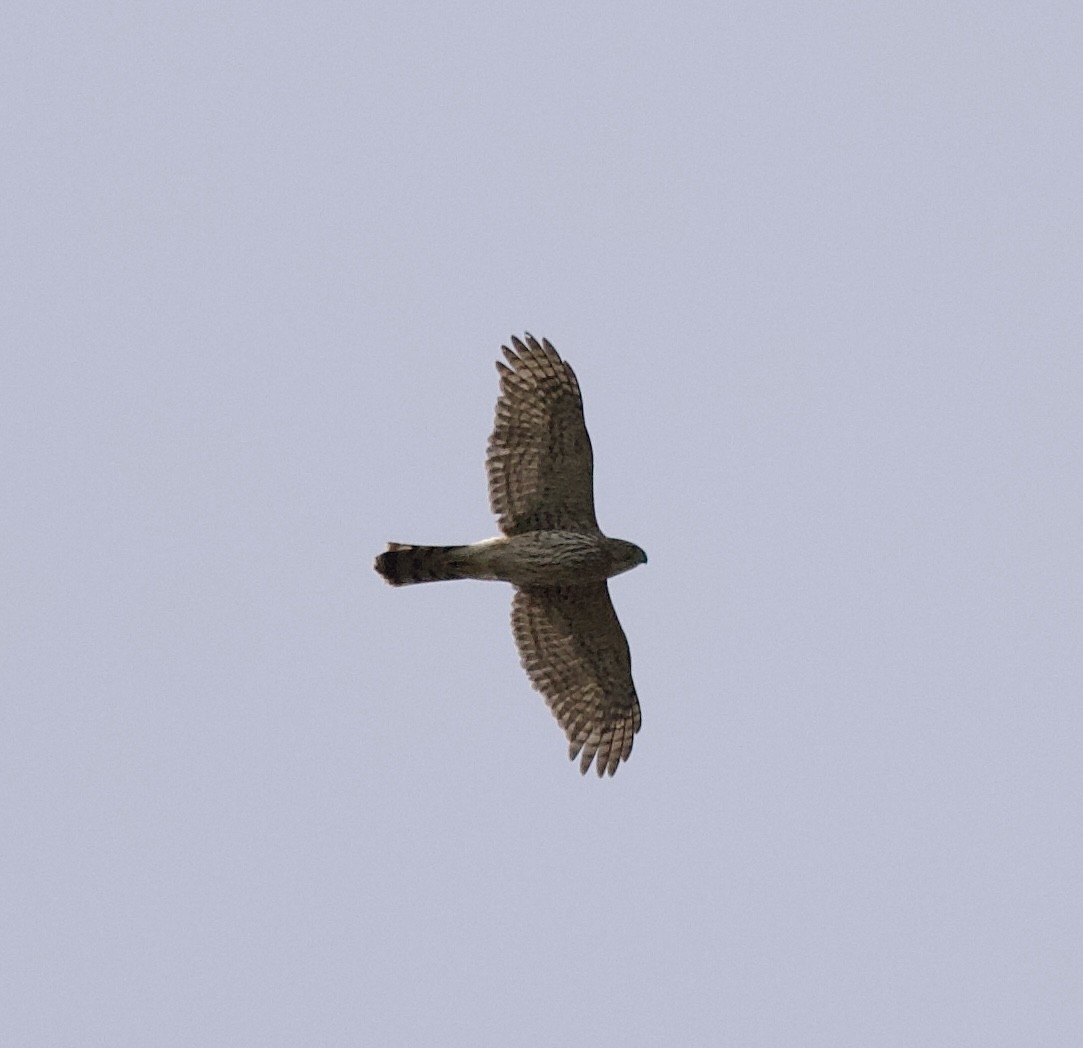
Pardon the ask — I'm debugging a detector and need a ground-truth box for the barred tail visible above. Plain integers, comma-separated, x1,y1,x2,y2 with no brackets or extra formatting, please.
374,542,470,586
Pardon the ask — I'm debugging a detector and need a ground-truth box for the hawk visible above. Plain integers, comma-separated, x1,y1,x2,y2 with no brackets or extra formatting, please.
375,335,646,776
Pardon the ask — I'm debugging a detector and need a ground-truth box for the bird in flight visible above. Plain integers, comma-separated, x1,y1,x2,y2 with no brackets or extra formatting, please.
375,334,646,776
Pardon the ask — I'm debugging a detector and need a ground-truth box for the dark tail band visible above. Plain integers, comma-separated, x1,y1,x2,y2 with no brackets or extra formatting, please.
374,543,468,586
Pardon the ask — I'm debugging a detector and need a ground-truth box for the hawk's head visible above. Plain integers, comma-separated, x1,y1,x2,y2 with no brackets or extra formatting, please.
607,539,648,578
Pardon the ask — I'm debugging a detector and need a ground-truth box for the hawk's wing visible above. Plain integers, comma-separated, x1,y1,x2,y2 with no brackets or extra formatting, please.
487,335,598,535
511,583,641,776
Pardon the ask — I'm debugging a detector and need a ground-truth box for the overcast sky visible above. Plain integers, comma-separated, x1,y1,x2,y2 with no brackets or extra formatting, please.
4,2,1082,1045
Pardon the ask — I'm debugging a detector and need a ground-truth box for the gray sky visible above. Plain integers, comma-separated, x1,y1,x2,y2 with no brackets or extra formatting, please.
4,2,1081,1045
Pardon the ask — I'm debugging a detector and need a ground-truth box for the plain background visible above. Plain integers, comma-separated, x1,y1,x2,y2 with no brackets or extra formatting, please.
3,3,1081,1045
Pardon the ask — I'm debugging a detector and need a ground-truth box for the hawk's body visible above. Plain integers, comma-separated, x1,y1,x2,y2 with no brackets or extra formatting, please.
375,335,646,776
